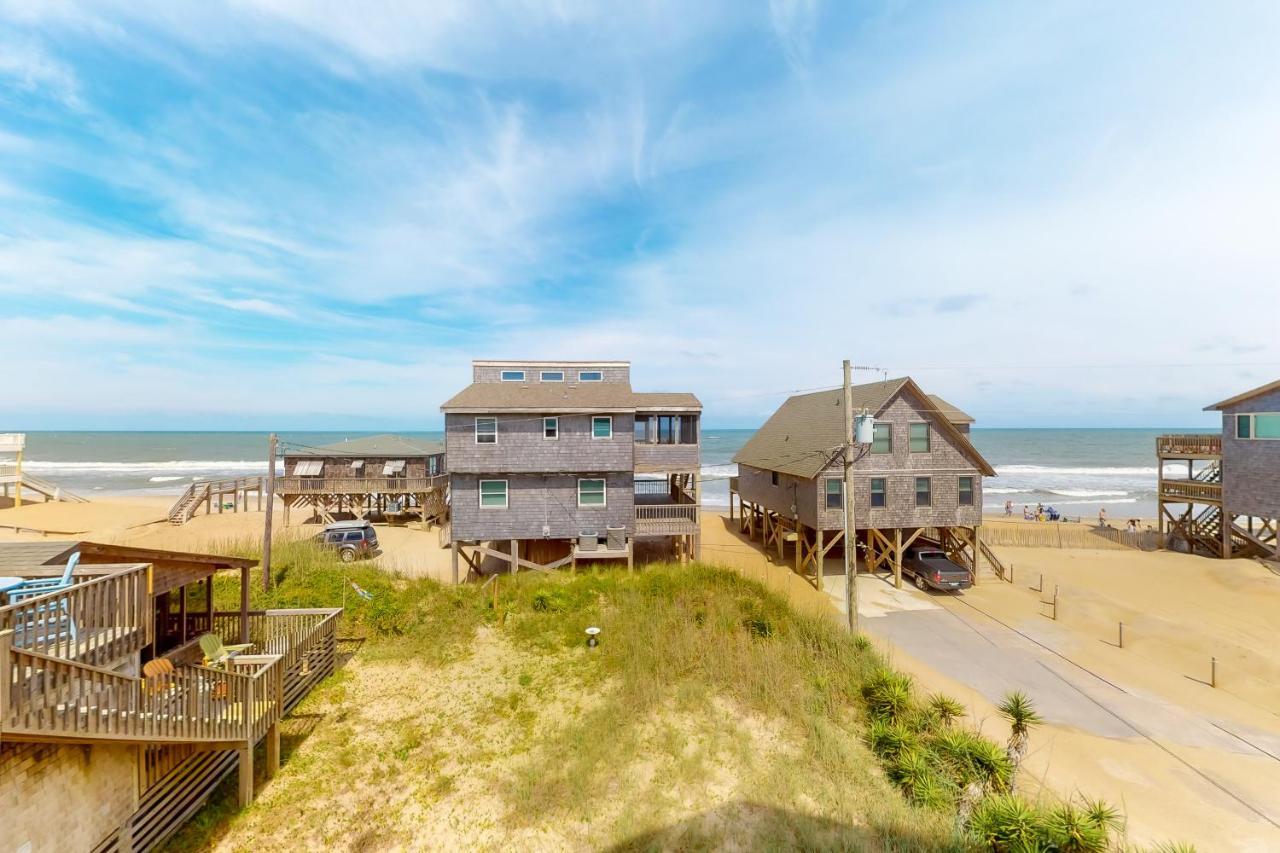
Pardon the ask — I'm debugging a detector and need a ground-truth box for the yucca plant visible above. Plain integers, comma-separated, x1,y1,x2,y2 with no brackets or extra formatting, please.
968,794,1048,851
997,691,1042,792
927,693,967,727
1080,797,1124,836
1045,802,1108,852
931,727,1012,791
862,667,915,722
867,717,919,760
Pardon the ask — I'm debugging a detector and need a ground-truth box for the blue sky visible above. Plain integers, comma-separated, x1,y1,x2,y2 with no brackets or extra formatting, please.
3,1,1279,430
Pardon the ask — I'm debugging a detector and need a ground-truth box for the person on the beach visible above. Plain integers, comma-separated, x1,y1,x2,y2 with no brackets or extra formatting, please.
1005,500,1013,517
1098,507,1107,528
1023,505,1032,520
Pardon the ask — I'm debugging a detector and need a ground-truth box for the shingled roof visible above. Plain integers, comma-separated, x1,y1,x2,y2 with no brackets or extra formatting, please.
440,383,701,412
928,394,975,424
1205,378,1280,411
286,434,444,457
733,377,994,479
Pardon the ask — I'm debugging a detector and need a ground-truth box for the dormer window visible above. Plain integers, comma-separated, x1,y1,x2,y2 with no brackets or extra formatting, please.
579,370,603,382
500,370,525,381
540,370,564,382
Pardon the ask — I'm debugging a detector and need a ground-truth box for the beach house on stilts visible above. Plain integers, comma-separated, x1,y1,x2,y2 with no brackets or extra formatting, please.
1,540,341,851
1157,379,1280,559
442,360,701,579
277,435,448,527
0,433,86,507
728,378,999,588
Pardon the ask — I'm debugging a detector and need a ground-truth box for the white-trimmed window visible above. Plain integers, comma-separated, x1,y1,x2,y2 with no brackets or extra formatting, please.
579,370,603,382
870,478,887,508
824,478,843,509
479,480,508,508
475,417,497,444
294,459,323,476
592,416,613,439
958,476,975,506
540,370,564,382
428,456,439,475
1236,414,1280,439
578,478,606,507
909,423,930,453
543,417,559,440
770,471,780,487
500,370,525,382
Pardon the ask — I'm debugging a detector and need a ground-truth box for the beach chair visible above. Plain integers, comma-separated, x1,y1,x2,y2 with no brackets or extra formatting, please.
198,633,252,666
9,553,81,649
8,553,81,602
142,657,178,696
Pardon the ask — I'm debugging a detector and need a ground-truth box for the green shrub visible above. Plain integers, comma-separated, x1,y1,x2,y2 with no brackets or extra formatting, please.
1044,803,1108,852
930,728,1012,791
862,667,915,722
968,794,1049,851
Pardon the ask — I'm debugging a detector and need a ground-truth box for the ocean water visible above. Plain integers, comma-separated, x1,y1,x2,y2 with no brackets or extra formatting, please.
9,428,1211,518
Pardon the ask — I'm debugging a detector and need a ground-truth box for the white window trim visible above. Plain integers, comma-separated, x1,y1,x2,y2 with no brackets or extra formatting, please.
871,423,892,454
909,422,931,453
578,477,607,508
1236,413,1280,440
958,476,975,506
824,478,843,509
579,370,604,382
592,416,613,439
543,416,559,440
500,370,525,382
540,370,565,382
475,416,497,445
479,479,508,509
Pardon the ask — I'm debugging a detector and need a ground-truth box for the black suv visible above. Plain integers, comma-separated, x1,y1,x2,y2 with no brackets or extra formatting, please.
314,521,380,562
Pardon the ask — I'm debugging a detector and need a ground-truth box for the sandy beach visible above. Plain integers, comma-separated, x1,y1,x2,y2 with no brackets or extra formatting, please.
4,497,1278,849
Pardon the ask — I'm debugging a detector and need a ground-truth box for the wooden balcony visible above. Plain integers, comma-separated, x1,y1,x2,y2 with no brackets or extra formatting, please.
1156,434,1221,458
0,564,150,668
1159,480,1223,504
277,475,446,496
1,606,339,747
635,503,699,536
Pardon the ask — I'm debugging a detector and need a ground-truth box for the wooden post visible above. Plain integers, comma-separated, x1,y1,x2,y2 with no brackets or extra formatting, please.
627,538,634,572
262,433,277,594
451,542,459,585
1118,621,1124,648
842,359,858,632
0,630,12,716
893,528,902,589
237,743,254,807
13,447,21,508
815,529,824,589
510,539,519,575
972,525,981,586
266,721,280,777
1211,656,1217,688
1221,510,1232,560
794,516,801,574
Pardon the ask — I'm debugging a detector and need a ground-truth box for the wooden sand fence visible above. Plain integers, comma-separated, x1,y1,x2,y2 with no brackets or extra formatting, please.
981,521,1164,552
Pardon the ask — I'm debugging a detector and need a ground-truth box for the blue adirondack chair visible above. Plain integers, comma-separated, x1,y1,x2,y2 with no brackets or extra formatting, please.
9,552,80,646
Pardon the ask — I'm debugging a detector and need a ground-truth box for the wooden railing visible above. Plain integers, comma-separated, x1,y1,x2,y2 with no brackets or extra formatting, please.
0,565,149,668
168,476,264,523
634,479,675,495
208,608,340,712
1156,434,1222,456
635,504,699,535
1,634,283,745
276,475,445,495
1160,480,1223,502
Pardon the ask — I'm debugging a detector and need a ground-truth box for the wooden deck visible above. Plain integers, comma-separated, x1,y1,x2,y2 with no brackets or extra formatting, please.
1156,434,1222,459
277,475,446,496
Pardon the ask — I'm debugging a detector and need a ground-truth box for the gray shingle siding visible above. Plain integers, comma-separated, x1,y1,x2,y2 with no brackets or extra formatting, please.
738,389,984,531
445,413,634,474
1220,387,1280,519
450,472,634,540
634,442,699,473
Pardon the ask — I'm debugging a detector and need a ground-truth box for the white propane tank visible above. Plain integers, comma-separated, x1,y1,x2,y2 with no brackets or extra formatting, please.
854,413,875,445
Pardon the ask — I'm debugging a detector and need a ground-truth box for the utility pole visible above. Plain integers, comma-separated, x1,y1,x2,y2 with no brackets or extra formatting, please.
262,433,277,594
843,360,859,633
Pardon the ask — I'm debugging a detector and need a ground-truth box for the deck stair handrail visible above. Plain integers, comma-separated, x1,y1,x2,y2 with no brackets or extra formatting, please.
168,476,265,524
1,634,284,746
1193,460,1223,483
0,565,149,668
0,466,87,502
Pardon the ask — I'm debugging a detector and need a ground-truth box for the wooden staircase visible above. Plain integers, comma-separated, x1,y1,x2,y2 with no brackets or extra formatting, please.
167,476,264,524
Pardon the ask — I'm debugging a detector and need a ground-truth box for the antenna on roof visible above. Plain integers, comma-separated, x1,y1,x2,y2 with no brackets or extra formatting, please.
851,365,888,381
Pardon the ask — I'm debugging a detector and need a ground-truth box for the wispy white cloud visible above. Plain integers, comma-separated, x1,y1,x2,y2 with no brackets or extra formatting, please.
768,0,821,76
0,36,82,107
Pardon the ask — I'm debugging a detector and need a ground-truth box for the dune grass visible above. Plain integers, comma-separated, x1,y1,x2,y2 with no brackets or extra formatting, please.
162,542,1154,851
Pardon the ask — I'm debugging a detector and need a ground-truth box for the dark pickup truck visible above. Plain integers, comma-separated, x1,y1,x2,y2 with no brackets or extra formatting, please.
903,548,972,592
